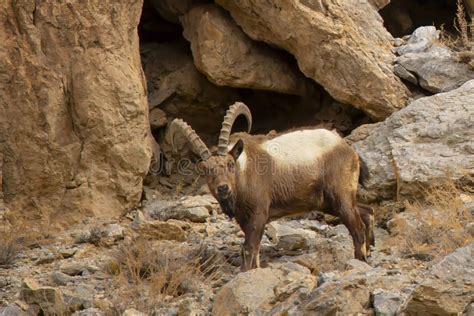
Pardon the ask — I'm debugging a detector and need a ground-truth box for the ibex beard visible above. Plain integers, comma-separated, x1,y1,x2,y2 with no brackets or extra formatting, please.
170,102,375,272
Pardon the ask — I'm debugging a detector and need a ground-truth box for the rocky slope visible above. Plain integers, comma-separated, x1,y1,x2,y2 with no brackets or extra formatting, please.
0,181,472,314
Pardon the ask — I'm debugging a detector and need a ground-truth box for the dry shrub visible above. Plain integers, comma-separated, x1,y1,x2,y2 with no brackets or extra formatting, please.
440,0,474,68
107,239,223,313
387,177,473,260
75,226,107,246
0,217,50,267
0,231,21,267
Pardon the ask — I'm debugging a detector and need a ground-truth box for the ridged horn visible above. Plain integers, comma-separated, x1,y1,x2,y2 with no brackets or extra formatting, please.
169,118,211,160
217,102,252,155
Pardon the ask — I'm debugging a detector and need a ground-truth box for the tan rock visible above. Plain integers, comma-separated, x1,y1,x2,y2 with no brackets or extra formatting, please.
181,4,311,95
212,264,316,315
149,107,168,130
0,1,152,223
21,278,67,315
216,0,409,120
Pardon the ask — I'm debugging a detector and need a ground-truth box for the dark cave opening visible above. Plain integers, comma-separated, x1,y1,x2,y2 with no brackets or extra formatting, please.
380,0,459,37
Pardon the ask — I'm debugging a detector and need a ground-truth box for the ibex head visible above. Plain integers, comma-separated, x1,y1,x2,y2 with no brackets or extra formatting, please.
169,102,252,218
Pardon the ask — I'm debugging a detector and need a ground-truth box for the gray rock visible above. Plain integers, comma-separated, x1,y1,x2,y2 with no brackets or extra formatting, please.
373,289,402,315
396,26,439,55
0,305,23,316
465,302,474,316
401,242,474,315
393,64,418,84
282,235,353,275
147,195,213,223
51,271,76,286
393,38,405,47
395,26,474,93
467,222,474,237
289,267,412,315
266,221,318,251
72,308,106,316
397,48,474,93
350,80,474,201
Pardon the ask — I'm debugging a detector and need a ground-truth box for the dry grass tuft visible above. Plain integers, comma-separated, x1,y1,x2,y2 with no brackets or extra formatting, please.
75,226,107,246
0,216,51,267
0,231,22,267
387,177,473,260
107,239,224,314
440,0,474,68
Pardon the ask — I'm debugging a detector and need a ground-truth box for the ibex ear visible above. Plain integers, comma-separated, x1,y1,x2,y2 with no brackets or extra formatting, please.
229,139,244,160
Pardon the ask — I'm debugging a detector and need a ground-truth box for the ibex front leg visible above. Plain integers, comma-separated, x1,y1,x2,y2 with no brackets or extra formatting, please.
240,212,267,271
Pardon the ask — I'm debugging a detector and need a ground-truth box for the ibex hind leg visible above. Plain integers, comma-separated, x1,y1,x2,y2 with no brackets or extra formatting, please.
358,203,375,255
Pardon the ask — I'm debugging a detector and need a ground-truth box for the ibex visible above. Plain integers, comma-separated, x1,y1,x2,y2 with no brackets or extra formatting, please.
170,102,375,271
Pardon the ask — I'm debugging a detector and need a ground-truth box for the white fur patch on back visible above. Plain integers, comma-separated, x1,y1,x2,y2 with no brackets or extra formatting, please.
261,129,341,165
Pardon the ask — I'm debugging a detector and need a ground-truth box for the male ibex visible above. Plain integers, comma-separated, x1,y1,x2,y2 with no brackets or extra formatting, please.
170,102,375,271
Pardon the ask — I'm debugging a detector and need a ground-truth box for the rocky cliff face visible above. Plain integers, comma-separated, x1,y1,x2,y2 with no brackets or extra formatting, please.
0,1,152,223
216,0,410,120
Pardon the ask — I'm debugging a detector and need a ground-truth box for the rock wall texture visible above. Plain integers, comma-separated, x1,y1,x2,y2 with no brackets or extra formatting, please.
0,1,152,223
349,80,474,201
181,4,312,95
216,0,410,120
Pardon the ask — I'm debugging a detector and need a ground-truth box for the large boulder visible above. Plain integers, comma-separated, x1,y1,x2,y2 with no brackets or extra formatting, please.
349,80,474,201
395,26,474,93
212,264,316,315
401,243,474,315
0,1,151,222
181,4,312,95
215,0,409,120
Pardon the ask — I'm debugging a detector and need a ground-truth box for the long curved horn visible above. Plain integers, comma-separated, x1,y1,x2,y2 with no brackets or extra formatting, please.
217,102,252,155
169,119,211,160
